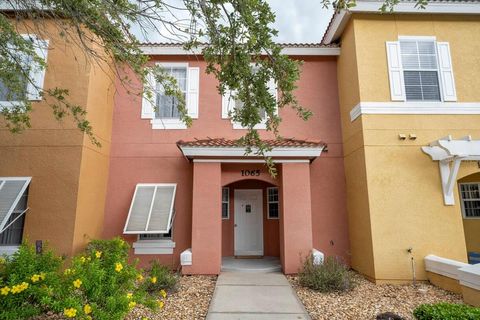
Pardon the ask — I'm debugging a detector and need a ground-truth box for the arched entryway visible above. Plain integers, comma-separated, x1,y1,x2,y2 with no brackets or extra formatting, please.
458,172,480,264
221,179,280,260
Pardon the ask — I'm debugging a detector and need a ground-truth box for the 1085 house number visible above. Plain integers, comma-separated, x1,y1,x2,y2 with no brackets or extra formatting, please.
241,170,261,176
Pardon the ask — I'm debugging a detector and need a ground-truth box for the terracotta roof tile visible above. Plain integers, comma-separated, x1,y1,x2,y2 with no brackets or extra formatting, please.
177,137,325,148
141,42,339,49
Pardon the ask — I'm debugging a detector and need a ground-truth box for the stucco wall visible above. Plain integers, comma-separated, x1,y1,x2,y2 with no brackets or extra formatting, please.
337,13,480,282
0,20,114,256
105,55,349,270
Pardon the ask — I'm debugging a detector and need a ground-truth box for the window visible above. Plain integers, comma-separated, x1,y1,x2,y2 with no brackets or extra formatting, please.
0,178,31,253
0,35,48,107
156,66,187,119
386,37,456,102
141,63,199,129
222,187,229,219
221,66,277,130
460,183,480,218
267,187,279,219
400,40,441,101
124,184,176,234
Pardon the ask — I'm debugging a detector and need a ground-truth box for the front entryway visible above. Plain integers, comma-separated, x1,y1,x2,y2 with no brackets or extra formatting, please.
234,189,263,256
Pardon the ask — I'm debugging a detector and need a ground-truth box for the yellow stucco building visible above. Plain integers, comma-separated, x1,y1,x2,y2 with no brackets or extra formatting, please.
324,1,480,284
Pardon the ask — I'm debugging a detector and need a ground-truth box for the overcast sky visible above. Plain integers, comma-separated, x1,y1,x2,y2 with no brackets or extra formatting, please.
136,0,333,44
267,0,333,43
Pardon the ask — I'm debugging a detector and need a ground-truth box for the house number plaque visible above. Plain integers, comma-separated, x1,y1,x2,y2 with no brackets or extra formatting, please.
241,169,261,177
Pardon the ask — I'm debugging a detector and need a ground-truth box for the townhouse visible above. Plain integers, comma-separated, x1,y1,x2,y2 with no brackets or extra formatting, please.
0,0,479,289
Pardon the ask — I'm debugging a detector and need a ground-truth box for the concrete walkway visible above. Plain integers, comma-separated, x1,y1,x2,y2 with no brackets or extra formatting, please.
207,272,310,320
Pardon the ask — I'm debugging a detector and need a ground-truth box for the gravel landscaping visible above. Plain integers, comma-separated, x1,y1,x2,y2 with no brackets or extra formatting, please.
126,275,217,320
288,272,463,320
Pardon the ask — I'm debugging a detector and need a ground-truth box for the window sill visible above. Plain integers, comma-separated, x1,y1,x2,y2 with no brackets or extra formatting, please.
150,119,187,130
232,122,267,130
0,245,20,255
132,240,175,255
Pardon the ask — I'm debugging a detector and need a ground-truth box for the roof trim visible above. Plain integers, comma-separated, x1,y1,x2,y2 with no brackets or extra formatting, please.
322,1,480,44
178,146,324,159
140,44,340,56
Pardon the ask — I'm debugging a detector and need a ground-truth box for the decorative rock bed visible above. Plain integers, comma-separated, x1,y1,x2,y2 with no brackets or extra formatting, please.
288,272,464,320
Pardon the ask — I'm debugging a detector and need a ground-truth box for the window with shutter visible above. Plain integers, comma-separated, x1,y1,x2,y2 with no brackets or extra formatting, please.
459,183,480,218
400,40,441,101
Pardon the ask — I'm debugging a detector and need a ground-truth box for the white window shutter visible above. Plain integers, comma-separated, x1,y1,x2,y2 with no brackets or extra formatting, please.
26,36,49,101
386,41,406,101
267,78,278,114
222,90,233,119
437,42,457,102
187,67,199,119
141,70,156,119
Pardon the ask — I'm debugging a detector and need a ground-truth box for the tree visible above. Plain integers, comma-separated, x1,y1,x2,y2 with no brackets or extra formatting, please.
0,0,427,174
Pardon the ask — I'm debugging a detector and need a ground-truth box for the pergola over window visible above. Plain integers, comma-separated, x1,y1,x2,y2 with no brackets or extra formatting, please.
422,135,480,205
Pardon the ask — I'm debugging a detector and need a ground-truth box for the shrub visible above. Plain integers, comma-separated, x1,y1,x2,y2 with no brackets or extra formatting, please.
143,260,178,293
298,255,353,292
413,303,480,320
0,238,167,320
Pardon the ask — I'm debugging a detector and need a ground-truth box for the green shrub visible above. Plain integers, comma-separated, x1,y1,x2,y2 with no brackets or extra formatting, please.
0,238,167,320
143,260,178,293
298,255,353,292
0,243,63,319
413,303,480,320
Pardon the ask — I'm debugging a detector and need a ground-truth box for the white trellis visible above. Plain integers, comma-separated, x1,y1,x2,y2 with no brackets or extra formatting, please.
422,135,480,205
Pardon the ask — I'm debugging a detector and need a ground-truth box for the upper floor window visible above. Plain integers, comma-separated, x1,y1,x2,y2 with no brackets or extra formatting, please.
459,183,480,219
0,35,48,108
141,62,199,129
386,37,457,102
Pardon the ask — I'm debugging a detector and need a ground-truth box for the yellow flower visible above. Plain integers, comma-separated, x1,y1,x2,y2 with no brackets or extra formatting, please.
157,300,165,309
87,257,91,262
64,268,72,275
39,272,46,280
0,257,5,264
115,262,123,272
159,289,167,298
126,292,133,299
80,256,86,263
73,279,82,288
12,282,29,293
63,308,77,318
84,304,92,315
0,286,10,295
150,276,157,284
136,274,144,282
128,301,136,309
31,274,41,283
95,251,102,258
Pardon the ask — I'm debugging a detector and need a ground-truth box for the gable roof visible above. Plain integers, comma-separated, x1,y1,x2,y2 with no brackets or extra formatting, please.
322,0,480,44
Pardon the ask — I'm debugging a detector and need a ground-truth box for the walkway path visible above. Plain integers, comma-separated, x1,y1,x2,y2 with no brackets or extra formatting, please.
206,272,310,320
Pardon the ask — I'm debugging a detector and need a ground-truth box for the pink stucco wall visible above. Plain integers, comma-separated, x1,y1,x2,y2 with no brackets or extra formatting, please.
103,55,349,273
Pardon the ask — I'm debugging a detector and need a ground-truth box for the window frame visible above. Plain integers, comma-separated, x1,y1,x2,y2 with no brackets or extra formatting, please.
398,36,443,102
0,34,48,109
459,182,480,219
267,187,279,220
222,187,230,220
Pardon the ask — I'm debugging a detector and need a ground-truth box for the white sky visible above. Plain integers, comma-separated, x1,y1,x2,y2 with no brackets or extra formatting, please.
136,0,334,44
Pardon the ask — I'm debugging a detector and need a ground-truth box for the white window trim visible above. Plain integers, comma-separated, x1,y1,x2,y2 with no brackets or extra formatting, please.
386,36,456,104
123,183,176,234
267,187,279,220
222,187,230,220
0,34,48,108
132,239,176,255
459,182,480,220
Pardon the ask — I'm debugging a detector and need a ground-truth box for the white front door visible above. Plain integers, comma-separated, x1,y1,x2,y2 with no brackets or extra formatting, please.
234,189,263,256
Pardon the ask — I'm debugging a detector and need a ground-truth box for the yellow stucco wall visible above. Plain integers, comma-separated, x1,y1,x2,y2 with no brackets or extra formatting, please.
458,173,480,255
0,20,114,256
337,14,480,282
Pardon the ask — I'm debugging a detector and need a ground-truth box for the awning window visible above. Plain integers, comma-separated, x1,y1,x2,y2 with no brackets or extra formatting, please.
0,177,31,234
124,184,176,234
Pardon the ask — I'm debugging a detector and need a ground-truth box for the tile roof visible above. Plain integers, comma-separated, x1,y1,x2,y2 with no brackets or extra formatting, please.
177,137,325,148
141,42,339,49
